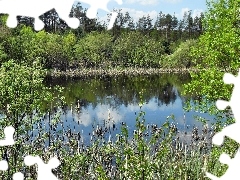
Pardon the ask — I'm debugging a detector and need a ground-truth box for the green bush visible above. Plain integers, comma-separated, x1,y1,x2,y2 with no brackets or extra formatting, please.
74,31,113,68
0,43,7,64
163,39,198,68
3,26,75,70
112,31,165,68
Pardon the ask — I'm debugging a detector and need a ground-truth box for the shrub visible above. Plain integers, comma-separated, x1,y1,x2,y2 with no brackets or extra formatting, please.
112,31,165,68
74,31,113,68
163,39,198,68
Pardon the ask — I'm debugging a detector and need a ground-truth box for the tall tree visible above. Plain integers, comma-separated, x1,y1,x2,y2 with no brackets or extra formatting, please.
136,14,152,35
155,11,165,38
186,10,194,38
181,11,188,40
171,13,178,41
111,9,128,37
71,3,98,34
178,19,184,40
40,9,59,33
164,13,172,40
146,14,153,35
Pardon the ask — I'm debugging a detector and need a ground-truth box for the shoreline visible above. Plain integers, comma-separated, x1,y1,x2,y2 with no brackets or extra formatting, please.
48,67,199,78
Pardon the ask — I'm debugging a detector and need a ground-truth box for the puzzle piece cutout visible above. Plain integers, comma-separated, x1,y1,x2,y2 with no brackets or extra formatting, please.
12,172,24,180
0,0,122,30
206,149,240,179
216,69,240,121
0,126,22,179
0,126,15,173
79,0,122,29
206,69,240,179
0,126,59,180
211,69,240,145
0,0,79,31
0,125,15,146
0,159,8,171
24,155,60,180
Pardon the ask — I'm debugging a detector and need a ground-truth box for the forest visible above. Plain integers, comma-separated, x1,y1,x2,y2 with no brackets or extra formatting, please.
0,2,204,72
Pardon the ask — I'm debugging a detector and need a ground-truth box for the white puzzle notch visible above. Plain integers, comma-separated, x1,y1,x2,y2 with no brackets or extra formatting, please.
24,155,60,180
206,69,240,179
0,0,122,31
0,125,15,146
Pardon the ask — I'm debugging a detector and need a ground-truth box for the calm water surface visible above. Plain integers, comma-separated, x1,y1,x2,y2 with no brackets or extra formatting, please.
33,73,217,144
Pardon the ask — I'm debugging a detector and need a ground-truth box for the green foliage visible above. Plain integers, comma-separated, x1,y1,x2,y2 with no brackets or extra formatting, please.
112,31,165,68
163,39,198,68
74,31,113,68
0,60,52,125
55,101,209,179
0,15,11,42
184,0,240,177
2,25,74,70
193,0,240,70
184,0,240,106
0,43,7,63
0,19,202,70
62,32,77,62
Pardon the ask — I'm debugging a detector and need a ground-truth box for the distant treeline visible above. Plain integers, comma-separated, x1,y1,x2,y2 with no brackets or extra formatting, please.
0,3,203,71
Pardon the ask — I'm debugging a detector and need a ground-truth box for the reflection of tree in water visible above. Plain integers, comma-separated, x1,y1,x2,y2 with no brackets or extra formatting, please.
45,74,192,110
157,83,177,106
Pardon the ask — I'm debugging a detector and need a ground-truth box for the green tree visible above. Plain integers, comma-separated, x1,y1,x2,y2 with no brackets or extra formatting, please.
171,13,178,41
163,13,172,40
185,0,240,175
186,10,193,38
163,39,198,68
74,31,113,68
112,31,164,68
186,0,240,101
124,12,135,31
155,11,165,38
183,2,240,143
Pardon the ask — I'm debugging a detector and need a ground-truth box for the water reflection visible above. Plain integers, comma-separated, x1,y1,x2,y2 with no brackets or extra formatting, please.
42,73,216,144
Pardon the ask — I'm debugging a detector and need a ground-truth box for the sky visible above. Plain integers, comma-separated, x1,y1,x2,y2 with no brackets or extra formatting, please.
78,0,207,25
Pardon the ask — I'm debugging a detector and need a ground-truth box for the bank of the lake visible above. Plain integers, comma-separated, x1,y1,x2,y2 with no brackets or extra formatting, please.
49,67,199,78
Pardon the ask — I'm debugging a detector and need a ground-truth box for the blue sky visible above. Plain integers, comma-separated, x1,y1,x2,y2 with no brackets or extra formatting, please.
79,0,207,24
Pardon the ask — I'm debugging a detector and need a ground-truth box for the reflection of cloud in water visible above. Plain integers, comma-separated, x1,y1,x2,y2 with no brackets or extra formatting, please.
96,105,123,126
127,103,140,112
143,100,158,111
72,104,123,127
127,97,180,112
70,97,214,130
73,108,92,127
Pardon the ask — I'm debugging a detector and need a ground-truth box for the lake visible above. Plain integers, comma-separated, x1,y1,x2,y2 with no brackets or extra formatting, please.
0,72,218,179
33,73,217,145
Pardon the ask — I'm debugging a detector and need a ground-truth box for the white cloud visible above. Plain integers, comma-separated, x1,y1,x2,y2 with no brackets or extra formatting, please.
96,105,123,126
192,9,203,17
120,8,158,22
180,7,190,17
72,108,92,127
98,7,158,25
127,103,140,112
124,0,158,5
72,104,124,127
142,100,158,111
179,8,203,18
125,0,182,5
160,0,182,3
